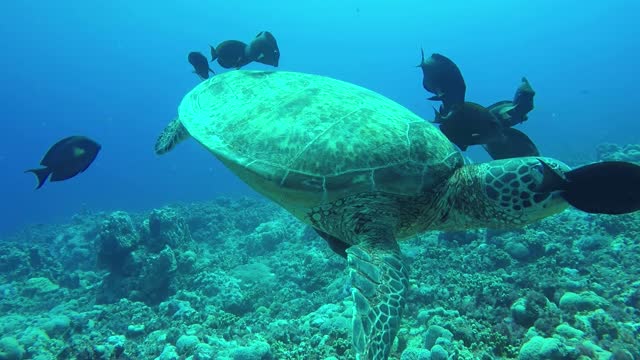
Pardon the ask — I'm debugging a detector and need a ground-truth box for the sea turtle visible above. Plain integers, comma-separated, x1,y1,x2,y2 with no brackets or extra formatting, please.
155,70,639,359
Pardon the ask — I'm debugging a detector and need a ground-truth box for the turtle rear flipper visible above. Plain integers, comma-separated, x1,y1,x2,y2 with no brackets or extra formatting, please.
155,117,189,155
347,238,408,360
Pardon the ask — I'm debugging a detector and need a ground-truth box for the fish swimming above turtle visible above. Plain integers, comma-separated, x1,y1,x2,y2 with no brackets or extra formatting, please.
434,101,540,159
209,40,252,69
483,127,540,160
26,135,101,189
418,49,466,114
188,51,214,80
155,70,640,360
432,101,503,151
488,77,536,127
513,77,535,118
246,31,280,67
209,31,280,69
483,77,540,159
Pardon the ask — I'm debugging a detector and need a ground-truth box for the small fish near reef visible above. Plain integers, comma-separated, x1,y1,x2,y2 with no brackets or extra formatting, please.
26,136,101,189
188,51,214,80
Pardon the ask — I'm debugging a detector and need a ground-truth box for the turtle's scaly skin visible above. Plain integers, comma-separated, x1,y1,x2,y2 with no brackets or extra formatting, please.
155,70,570,359
440,157,570,231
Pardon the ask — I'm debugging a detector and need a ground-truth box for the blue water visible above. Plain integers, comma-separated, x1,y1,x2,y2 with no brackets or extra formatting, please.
1,0,638,235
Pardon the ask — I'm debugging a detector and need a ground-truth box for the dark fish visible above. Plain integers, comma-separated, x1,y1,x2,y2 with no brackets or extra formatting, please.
513,77,535,114
247,31,280,67
26,136,101,189
188,52,214,80
210,40,251,69
433,102,503,151
418,50,466,114
537,160,640,214
483,128,540,160
508,77,535,125
488,77,536,127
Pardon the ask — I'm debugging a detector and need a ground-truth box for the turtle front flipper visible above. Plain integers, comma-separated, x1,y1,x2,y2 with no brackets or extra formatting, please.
155,117,189,155
347,237,408,360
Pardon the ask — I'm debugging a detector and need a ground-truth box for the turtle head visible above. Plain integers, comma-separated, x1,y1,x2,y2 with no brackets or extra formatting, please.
445,157,571,230
477,157,571,227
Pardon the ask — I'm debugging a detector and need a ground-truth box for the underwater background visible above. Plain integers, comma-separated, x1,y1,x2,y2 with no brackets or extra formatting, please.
1,1,640,359
1,0,639,235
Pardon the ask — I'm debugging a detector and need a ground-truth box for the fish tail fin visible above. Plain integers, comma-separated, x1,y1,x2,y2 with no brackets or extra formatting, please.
209,45,218,62
417,47,425,67
25,167,51,189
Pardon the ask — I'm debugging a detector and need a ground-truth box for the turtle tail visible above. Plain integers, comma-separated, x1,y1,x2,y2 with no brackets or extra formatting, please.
155,117,189,155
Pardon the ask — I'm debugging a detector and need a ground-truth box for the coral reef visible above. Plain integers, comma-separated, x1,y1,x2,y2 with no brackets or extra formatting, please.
596,143,640,163
0,188,639,359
